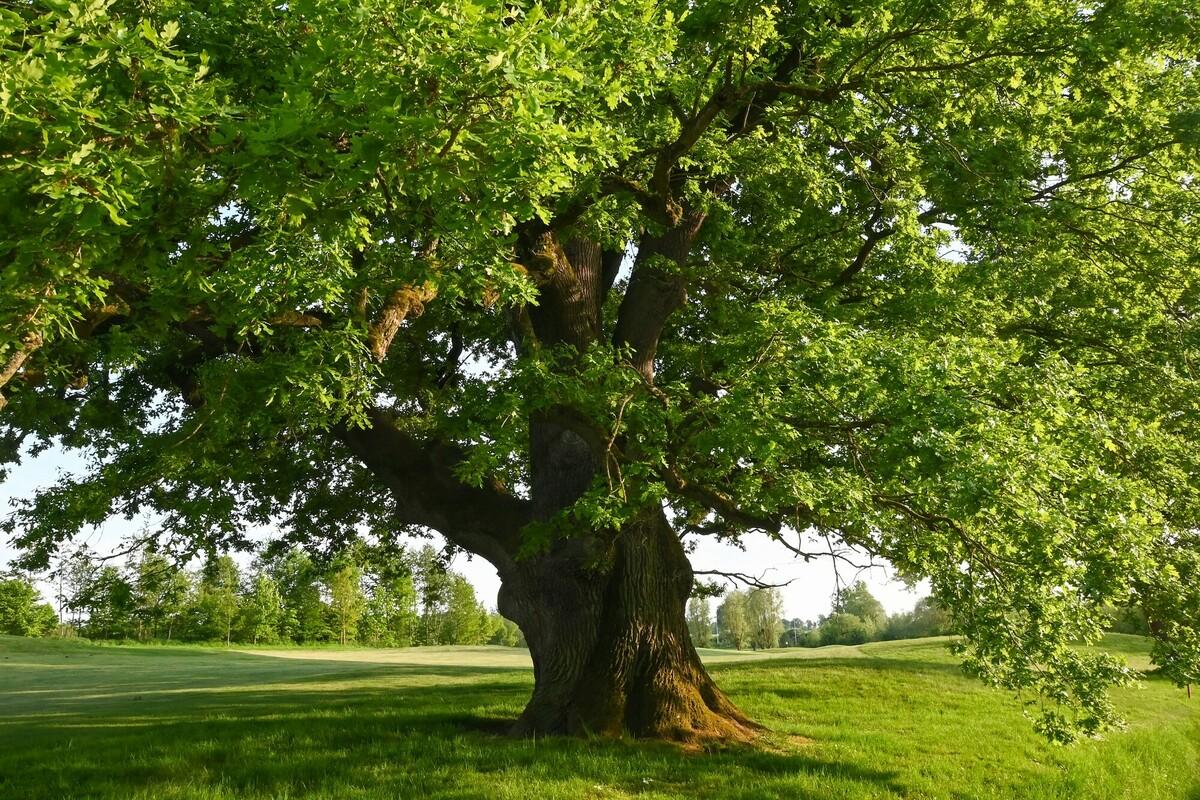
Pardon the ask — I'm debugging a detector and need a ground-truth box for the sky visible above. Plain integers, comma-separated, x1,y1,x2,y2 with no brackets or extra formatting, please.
1,444,929,621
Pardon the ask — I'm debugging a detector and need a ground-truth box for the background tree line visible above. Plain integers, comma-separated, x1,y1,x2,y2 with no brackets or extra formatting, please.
0,541,521,647
689,581,1151,651
688,582,952,650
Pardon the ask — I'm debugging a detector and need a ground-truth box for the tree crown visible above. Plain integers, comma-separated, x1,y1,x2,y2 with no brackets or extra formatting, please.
2,0,1199,741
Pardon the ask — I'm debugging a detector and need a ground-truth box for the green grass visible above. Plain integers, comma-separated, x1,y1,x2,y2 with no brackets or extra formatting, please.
1,634,1197,799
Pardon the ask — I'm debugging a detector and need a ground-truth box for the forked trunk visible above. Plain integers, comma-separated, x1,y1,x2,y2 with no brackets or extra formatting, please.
498,507,759,744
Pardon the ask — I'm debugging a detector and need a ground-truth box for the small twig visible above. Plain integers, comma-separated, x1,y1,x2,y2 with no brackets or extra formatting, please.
693,569,795,590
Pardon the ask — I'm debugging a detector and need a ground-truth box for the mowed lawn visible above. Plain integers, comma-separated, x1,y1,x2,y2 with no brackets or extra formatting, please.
1,635,1197,799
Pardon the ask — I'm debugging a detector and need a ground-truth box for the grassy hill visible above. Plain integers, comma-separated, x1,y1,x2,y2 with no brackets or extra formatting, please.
0,634,1196,799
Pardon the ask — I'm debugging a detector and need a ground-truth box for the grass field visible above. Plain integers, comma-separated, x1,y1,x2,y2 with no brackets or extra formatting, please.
1,634,1197,799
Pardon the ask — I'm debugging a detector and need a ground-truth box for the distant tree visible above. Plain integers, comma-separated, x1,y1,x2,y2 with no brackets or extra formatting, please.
198,556,240,644
58,546,98,630
798,629,823,648
327,564,366,645
780,618,818,647
0,577,57,637
716,592,750,651
159,570,192,642
441,574,490,645
820,612,874,646
84,566,136,640
240,574,285,644
415,546,451,646
267,550,329,643
488,614,523,648
884,596,952,641
360,573,419,647
129,549,190,641
833,582,888,633
1104,604,1151,636
686,597,713,648
746,589,784,650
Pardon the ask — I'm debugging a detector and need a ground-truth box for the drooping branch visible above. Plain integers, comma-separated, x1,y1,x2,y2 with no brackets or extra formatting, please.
661,461,812,535
335,407,530,573
1025,144,1178,204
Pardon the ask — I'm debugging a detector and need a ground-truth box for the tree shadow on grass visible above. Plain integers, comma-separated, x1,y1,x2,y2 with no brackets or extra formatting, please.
0,651,908,800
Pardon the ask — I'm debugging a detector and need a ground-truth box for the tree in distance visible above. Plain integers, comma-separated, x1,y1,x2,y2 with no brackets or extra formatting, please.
2,0,1199,744
0,576,58,637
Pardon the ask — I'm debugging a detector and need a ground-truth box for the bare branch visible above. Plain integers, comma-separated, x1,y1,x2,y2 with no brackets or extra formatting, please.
694,569,796,590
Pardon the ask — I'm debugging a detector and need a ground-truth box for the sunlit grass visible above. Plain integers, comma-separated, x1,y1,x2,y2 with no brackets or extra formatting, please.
1,634,1196,799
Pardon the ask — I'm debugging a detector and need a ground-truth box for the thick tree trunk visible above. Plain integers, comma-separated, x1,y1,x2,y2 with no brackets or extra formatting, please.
498,507,758,744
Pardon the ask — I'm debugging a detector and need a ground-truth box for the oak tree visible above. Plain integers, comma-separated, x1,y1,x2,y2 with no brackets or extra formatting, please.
2,0,1199,742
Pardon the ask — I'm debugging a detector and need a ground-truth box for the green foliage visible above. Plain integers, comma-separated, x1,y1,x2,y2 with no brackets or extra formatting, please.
833,582,888,632
820,612,876,647
1142,532,1200,689
2,0,1199,742
83,565,136,640
266,550,330,644
129,549,191,640
8,540,519,648
686,596,713,647
326,563,366,645
883,596,952,641
746,588,785,650
0,577,57,636
716,590,750,650
488,613,523,647
360,574,419,648
440,573,493,646
238,574,284,645
196,555,240,644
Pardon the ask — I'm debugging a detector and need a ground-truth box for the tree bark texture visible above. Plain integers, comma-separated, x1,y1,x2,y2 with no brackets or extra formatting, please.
498,506,758,743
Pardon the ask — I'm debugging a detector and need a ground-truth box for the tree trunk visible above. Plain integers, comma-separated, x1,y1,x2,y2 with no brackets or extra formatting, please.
498,507,758,744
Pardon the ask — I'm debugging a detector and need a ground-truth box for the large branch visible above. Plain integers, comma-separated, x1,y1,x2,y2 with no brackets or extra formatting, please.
611,214,704,380
0,331,42,411
830,206,945,290
365,282,437,361
0,299,130,410
335,408,530,573
660,461,812,535
514,227,604,351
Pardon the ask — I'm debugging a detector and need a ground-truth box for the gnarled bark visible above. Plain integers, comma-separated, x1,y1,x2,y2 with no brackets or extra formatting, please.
498,507,758,744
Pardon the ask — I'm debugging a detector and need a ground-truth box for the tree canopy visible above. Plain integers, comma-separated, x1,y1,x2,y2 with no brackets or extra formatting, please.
2,0,1199,742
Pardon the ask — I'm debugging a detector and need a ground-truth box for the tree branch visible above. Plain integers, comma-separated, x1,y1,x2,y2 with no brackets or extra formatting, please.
335,408,530,573
366,283,438,362
0,331,42,411
694,569,796,590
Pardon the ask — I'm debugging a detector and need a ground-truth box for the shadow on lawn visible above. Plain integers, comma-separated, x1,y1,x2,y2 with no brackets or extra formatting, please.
0,650,907,800
0,689,906,800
